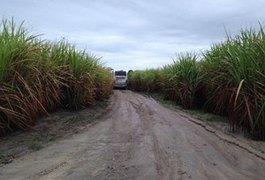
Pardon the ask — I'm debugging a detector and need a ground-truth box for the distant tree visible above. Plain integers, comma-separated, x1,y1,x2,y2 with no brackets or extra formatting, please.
128,70,133,75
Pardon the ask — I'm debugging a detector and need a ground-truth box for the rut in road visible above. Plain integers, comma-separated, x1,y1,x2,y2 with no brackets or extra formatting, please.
0,90,265,180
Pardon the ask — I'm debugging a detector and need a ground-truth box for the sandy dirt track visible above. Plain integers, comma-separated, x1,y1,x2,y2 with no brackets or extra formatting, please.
0,90,265,180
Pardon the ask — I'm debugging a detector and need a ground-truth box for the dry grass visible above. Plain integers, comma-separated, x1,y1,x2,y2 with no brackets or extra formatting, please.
129,27,265,140
0,19,113,135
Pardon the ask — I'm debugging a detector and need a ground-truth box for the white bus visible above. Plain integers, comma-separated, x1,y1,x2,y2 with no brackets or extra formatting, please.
114,70,127,89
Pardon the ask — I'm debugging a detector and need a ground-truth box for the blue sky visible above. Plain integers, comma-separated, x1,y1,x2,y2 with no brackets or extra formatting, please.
1,0,265,71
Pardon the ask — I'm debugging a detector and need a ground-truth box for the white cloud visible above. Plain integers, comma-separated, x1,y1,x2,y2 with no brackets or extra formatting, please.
1,0,265,70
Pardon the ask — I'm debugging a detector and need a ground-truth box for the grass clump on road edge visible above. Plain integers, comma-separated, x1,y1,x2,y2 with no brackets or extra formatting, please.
0,19,113,135
128,27,265,140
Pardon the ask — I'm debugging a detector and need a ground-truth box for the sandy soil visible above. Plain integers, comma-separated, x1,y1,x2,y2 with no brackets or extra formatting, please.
0,100,109,165
0,90,265,180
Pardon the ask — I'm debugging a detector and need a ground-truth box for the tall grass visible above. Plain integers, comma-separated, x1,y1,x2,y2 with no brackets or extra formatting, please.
0,19,113,134
161,53,202,109
128,69,162,92
202,27,265,139
129,27,265,140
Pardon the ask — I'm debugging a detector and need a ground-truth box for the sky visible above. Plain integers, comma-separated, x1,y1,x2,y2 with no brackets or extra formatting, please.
1,0,265,71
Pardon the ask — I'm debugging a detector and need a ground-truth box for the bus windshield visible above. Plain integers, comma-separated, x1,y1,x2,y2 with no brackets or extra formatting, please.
115,71,126,76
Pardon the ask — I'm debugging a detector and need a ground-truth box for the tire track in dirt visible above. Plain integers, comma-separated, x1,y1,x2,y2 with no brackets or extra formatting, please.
129,95,179,180
103,92,142,180
1,90,265,180
177,112,265,161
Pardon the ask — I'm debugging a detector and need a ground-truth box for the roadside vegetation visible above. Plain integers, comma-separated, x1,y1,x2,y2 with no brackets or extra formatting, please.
0,19,113,135
128,27,265,140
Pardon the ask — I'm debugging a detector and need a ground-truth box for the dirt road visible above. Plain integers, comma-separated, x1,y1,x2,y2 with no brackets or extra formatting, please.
1,90,265,180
